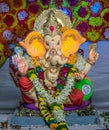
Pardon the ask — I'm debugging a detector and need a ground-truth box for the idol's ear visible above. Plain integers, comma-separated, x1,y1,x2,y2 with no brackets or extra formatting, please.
19,31,46,57
61,29,86,57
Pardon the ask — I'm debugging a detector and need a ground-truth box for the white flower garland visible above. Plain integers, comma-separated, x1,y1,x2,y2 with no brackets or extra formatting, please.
32,76,75,122
32,76,75,105
53,109,66,122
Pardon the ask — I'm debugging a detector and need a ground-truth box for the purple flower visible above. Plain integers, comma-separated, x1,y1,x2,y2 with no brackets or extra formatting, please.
61,81,66,85
57,78,61,84
77,22,88,32
4,15,14,26
67,0,79,6
78,7,88,18
17,10,28,21
26,0,37,2
0,2,9,13
3,30,13,41
64,73,67,78
104,28,109,39
28,3,39,13
104,12,109,22
40,0,50,5
54,0,63,7
84,0,91,2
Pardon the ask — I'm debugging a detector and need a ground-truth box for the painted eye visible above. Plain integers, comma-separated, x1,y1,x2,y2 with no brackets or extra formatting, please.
46,42,49,46
57,41,60,45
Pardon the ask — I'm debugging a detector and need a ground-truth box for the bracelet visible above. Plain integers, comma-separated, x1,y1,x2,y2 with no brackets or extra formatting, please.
87,59,95,66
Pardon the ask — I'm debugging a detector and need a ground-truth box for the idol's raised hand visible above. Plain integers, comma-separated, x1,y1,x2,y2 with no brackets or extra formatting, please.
17,56,28,75
88,43,99,65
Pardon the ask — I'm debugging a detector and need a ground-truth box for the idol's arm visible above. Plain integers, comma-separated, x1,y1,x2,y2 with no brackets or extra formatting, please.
74,43,99,80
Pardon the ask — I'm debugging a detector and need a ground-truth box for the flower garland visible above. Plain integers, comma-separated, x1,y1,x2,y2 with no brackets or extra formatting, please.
32,65,75,105
27,64,76,129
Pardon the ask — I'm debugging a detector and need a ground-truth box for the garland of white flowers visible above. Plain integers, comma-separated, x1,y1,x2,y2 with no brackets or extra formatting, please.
31,76,75,122
32,76,75,105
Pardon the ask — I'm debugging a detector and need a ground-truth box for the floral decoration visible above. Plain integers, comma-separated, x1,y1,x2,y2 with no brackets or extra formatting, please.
76,21,89,34
26,0,36,3
28,3,40,14
17,9,28,22
3,14,18,28
14,24,29,38
0,22,7,32
27,17,36,31
11,0,26,10
103,0,109,8
73,2,90,20
37,0,50,9
0,2,10,13
2,29,13,41
59,8,73,20
84,0,91,2
0,0,108,68
0,43,4,51
101,8,109,24
12,36,23,44
67,0,79,6
87,29,101,42
89,16,103,28
54,0,63,7
90,1,103,16
0,43,6,67
102,26,109,40
0,52,6,68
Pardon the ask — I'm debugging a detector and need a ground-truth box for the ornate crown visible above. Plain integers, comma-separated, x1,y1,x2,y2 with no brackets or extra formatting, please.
33,8,72,36
43,10,62,36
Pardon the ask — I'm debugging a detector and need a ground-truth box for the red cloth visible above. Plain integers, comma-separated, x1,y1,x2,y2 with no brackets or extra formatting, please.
18,76,34,104
69,89,84,106
21,92,34,104
19,76,33,92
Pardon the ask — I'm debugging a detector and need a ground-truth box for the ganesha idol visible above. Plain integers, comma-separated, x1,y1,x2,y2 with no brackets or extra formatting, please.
10,9,99,129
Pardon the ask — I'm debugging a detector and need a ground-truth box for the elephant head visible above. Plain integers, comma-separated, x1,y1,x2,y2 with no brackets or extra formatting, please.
19,9,86,87
19,10,86,67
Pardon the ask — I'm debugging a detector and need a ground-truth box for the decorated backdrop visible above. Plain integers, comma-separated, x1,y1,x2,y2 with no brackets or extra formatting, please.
0,0,109,67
